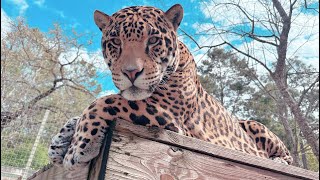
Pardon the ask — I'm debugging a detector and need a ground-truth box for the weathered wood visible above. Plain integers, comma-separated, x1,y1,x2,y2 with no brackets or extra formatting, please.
26,164,88,180
114,119,319,180
88,121,116,179
28,119,319,180
105,131,300,179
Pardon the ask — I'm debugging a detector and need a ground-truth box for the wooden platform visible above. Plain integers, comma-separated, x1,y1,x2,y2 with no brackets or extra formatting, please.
28,119,319,180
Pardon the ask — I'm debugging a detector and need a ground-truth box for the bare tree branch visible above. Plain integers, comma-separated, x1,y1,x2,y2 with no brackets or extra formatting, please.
304,0,319,13
179,28,227,49
298,75,319,107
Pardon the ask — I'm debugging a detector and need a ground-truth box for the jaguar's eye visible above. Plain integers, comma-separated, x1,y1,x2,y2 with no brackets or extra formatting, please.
148,37,160,45
110,38,121,46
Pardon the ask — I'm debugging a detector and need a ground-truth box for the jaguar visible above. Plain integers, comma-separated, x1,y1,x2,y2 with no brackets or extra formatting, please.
48,4,293,170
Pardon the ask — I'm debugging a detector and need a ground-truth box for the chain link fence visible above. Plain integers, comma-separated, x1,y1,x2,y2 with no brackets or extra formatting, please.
1,110,66,180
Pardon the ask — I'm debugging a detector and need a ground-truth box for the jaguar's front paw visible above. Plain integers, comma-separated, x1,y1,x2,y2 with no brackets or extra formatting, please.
48,117,79,166
62,124,107,170
270,156,289,165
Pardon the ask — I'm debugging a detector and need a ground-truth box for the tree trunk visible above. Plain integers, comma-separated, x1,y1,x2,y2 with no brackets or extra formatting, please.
270,0,319,161
272,77,319,161
276,100,300,166
300,138,309,170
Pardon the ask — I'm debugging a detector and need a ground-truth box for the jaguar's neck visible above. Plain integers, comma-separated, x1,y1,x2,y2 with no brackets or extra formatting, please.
155,41,205,106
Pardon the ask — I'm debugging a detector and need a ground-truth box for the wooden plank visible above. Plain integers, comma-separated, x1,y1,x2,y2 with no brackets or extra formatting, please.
105,131,300,180
26,164,88,180
88,121,116,179
114,119,319,180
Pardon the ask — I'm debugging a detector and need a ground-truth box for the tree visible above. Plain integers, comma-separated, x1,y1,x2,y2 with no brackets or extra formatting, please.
198,46,318,167
198,48,256,115
184,0,319,161
1,19,102,130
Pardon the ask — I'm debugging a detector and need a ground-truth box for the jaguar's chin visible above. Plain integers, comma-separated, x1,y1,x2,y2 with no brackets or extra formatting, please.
121,86,153,101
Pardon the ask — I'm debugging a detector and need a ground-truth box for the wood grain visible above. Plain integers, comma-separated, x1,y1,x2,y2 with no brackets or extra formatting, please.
27,164,88,180
88,121,116,180
105,131,300,180
114,119,319,180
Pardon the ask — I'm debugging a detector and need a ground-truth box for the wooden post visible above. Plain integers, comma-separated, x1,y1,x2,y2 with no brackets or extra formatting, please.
28,118,319,180
22,110,50,180
87,121,116,179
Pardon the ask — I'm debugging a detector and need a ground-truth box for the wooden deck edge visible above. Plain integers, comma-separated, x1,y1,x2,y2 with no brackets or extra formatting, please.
26,163,54,180
114,119,319,180
88,121,116,179
28,119,319,180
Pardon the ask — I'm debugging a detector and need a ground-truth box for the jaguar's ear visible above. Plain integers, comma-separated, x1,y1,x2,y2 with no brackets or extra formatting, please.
165,4,183,31
94,10,111,31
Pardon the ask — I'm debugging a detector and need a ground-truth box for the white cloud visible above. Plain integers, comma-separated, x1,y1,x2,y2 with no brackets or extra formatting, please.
59,47,108,72
6,0,29,15
70,22,80,29
55,10,66,18
1,8,12,38
34,0,45,7
57,47,113,95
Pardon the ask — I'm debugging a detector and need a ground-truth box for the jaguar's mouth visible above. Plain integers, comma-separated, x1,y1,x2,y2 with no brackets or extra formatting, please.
120,86,153,101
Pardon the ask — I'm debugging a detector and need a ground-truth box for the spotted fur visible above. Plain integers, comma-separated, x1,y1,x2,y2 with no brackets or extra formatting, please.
48,4,293,170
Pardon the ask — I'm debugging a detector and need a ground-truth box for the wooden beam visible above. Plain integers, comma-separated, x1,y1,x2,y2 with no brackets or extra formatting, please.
113,120,319,179
88,121,116,179
105,130,298,179
28,119,319,180
27,164,88,180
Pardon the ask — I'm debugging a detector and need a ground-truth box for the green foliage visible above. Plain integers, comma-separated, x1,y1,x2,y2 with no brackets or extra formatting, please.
31,144,50,169
1,135,49,170
198,48,256,115
306,149,319,172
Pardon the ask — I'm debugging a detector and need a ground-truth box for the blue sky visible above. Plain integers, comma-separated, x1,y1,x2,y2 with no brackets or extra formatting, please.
1,0,204,51
1,0,319,96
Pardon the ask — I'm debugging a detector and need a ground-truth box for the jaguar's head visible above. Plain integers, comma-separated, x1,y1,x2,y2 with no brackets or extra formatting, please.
94,4,183,100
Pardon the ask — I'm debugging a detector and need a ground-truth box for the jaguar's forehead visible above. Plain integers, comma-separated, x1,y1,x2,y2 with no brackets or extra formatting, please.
105,6,171,39
112,6,164,19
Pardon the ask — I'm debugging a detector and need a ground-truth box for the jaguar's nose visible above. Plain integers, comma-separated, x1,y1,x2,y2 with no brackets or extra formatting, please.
122,68,144,83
